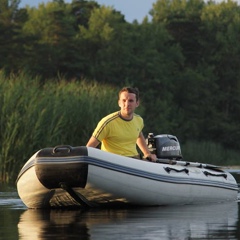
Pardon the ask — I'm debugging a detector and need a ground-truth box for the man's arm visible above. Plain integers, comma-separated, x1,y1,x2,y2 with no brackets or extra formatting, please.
86,136,100,148
136,132,157,161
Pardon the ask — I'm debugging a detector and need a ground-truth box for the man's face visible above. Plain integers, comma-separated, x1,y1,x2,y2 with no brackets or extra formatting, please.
118,91,139,117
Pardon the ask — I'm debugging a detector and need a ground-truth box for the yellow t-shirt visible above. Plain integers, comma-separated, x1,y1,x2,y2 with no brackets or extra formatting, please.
92,111,144,156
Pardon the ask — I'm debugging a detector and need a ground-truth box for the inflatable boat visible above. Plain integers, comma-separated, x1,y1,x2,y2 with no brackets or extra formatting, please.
16,134,238,208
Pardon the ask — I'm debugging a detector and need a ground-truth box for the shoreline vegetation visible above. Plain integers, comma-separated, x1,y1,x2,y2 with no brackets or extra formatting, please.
1,72,240,183
1,0,240,182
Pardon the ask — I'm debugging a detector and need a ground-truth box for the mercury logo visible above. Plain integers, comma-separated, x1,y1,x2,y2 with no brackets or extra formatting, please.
162,146,180,151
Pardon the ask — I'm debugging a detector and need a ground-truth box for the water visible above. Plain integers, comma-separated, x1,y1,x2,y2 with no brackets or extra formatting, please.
1,182,240,240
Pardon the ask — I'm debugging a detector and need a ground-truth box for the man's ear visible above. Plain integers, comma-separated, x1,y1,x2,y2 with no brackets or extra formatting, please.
118,99,121,107
136,101,140,107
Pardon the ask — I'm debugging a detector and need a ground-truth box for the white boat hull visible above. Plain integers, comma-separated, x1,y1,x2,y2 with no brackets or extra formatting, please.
16,146,238,208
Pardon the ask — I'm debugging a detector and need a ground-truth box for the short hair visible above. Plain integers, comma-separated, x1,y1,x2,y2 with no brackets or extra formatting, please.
118,87,139,101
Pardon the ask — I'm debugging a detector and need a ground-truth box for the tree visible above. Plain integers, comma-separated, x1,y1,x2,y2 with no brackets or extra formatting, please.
77,5,127,81
71,0,100,29
200,0,240,148
151,0,205,67
0,0,26,73
21,1,80,79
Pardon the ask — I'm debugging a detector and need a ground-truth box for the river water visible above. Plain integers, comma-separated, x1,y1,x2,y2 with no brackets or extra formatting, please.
1,178,240,240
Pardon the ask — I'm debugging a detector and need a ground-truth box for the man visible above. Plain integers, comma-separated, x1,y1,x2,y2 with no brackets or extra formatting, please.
86,87,157,161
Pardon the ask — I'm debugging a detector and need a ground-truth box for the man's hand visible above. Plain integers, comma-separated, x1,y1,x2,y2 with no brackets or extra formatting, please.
145,153,157,162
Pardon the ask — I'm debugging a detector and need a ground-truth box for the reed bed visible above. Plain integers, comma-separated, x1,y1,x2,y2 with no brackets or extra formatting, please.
181,140,240,166
0,71,239,182
0,72,117,182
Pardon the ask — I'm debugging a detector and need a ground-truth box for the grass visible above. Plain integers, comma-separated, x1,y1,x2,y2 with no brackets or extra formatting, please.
0,71,239,182
181,140,240,166
0,71,117,182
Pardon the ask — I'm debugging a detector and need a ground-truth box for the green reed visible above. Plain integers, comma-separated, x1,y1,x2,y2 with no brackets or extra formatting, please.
1,71,239,182
181,140,240,166
0,71,117,182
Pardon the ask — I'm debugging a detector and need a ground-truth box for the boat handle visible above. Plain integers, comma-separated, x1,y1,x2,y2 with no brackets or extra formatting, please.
53,145,73,154
164,167,189,174
203,171,227,179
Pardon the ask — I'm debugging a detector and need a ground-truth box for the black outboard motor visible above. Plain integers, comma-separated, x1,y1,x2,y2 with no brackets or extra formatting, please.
146,133,182,160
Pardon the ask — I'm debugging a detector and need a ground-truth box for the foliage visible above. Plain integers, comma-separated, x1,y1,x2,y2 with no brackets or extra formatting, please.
0,72,117,181
200,1,240,148
181,140,240,166
0,0,240,181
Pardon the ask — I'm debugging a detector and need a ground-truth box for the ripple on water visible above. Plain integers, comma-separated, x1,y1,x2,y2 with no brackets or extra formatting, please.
0,188,26,209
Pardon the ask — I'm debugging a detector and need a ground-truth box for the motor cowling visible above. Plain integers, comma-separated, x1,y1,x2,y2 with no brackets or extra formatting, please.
146,133,182,160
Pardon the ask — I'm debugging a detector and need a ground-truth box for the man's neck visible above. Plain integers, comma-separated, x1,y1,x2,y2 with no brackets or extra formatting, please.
119,111,133,120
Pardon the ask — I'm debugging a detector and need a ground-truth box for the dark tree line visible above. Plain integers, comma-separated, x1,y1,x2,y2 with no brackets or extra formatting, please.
1,0,240,150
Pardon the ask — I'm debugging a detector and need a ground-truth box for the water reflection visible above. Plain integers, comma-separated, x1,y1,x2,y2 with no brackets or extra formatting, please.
18,201,239,240
18,209,90,239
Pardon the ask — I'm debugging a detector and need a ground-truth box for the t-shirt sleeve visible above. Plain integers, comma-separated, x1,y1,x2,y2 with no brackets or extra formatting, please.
92,118,109,142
